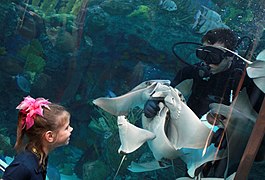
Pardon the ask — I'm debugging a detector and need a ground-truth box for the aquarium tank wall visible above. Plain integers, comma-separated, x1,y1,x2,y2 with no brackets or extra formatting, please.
0,0,265,179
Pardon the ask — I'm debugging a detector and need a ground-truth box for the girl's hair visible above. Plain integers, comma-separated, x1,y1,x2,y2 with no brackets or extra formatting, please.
14,103,69,155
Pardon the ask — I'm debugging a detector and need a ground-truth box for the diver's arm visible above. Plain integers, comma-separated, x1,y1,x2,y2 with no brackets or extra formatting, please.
170,65,196,87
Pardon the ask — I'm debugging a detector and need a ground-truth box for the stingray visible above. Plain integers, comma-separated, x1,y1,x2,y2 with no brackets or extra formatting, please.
93,80,170,116
117,115,155,154
142,103,184,160
176,172,236,180
209,88,258,124
93,80,220,176
128,160,172,172
164,87,212,149
246,60,265,93
219,47,265,93
209,89,258,168
180,145,225,178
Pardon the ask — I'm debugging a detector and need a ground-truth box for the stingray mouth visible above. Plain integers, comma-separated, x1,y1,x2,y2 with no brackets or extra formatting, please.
119,150,128,155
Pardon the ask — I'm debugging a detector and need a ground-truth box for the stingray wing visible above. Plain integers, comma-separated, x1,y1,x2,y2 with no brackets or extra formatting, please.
93,82,158,116
117,116,155,154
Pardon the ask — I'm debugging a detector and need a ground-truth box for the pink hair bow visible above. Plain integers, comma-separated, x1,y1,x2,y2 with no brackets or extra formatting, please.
16,96,51,130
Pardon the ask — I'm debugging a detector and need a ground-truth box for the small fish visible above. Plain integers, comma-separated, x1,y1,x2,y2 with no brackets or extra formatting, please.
192,6,227,34
159,0,177,12
14,75,31,93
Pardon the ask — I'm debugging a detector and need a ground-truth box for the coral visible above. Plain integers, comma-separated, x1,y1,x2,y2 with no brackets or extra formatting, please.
127,5,151,19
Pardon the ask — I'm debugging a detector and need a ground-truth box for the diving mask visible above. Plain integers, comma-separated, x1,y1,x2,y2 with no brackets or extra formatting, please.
196,46,234,65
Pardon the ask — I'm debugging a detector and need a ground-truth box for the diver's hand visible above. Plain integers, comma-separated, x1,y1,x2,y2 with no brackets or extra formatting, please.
211,128,227,150
144,100,161,118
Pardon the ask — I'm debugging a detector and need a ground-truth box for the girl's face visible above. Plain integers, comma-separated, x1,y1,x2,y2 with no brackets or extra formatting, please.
54,111,73,147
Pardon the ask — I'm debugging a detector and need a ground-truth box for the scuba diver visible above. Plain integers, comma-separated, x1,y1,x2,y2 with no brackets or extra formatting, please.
145,28,245,119
172,30,245,118
144,28,247,177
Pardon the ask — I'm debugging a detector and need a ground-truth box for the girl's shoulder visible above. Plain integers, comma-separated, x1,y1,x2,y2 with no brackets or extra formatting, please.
13,150,39,166
3,150,41,179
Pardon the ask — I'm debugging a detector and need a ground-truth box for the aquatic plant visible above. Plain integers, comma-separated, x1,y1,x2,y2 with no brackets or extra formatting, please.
70,0,84,16
39,0,58,15
29,0,86,17
223,7,254,25
31,0,41,6
89,106,142,135
18,39,46,77
24,53,46,74
19,39,44,57
127,5,151,20
0,47,7,56
89,107,118,134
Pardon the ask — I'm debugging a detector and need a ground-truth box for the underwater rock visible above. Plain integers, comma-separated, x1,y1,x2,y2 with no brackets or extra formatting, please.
83,160,110,180
0,133,14,156
60,163,74,175
54,30,78,53
0,59,23,76
16,4,45,40
0,3,18,44
47,165,61,180
86,5,110,34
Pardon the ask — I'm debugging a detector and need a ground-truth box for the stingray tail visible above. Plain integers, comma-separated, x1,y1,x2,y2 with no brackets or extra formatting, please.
113,155,126,179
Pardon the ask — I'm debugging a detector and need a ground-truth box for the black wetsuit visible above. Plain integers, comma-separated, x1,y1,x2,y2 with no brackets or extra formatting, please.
243,75,264,113
171,61,244,118
3,150,47,180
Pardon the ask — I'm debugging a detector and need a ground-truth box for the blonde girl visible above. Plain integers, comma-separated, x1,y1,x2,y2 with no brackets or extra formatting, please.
3,96,73,180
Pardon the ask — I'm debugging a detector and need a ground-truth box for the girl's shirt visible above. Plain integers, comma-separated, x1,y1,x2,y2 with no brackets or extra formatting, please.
2,149,47,180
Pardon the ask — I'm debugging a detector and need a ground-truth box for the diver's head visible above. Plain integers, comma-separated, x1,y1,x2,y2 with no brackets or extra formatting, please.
197,28,238,74
201,28,238,51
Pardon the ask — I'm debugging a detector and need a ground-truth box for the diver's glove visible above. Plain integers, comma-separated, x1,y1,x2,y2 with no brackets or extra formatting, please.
211,128,227,150
144,100,161,118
